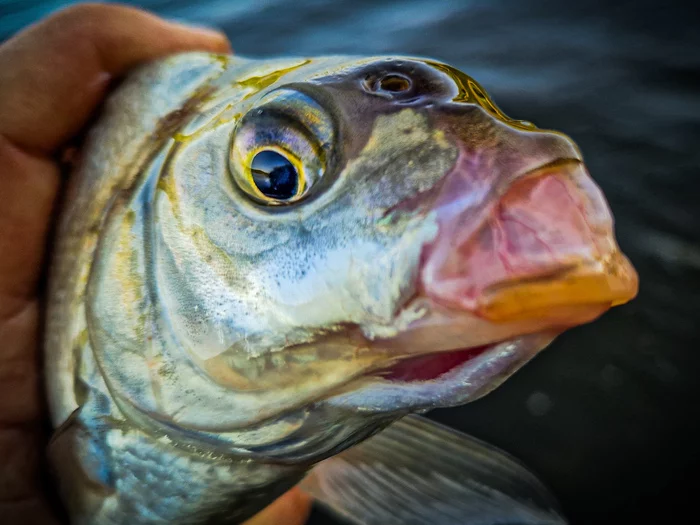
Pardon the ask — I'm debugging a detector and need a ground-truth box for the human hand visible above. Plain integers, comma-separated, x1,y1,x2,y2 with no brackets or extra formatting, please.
0,4,311,524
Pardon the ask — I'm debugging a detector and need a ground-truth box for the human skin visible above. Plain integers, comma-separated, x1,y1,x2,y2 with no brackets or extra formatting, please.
0,3,312,524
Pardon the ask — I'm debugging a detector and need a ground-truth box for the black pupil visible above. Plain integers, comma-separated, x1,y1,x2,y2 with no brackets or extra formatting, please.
250,150,298,200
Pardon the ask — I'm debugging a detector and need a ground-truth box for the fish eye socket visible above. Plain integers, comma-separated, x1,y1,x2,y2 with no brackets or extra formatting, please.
249,149,300,201
230,89,333,206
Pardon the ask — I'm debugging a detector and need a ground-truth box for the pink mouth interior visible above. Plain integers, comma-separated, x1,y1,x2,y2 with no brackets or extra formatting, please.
378,345,491,382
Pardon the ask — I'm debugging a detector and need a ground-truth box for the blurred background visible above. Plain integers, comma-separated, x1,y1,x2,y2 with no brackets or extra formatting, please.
1,1,698,524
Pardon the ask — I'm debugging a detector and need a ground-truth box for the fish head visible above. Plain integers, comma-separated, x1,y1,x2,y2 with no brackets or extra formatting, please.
90,55,638,458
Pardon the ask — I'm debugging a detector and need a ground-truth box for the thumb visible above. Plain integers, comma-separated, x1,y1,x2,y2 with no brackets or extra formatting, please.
242,487,313,525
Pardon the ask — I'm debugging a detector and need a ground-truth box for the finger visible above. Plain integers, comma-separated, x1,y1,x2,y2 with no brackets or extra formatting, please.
0,499,60,525
0,299,42,422
0,399,58,524
242,487,312,525
0,136,59,317
0,2,231,154
0,3,230,305
0,426,44,501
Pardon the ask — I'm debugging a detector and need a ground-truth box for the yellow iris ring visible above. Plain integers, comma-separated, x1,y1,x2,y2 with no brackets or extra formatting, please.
244,145,307,203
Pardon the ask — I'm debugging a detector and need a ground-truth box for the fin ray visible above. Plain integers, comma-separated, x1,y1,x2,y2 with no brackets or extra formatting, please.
300,414,567,525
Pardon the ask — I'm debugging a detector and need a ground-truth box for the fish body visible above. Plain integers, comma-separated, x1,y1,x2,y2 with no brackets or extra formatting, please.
45,53,638,524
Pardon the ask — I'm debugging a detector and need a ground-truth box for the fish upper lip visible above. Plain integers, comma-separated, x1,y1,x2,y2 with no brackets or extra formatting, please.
417,153,639,323
474,257,639,323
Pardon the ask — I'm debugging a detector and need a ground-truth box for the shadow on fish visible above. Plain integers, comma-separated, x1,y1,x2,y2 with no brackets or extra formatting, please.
45,53,639,524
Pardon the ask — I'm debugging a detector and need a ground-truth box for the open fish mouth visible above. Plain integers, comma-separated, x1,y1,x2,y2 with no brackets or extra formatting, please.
324,296,605,411
325,330,557,411
326,156,638,411
378,344,495,382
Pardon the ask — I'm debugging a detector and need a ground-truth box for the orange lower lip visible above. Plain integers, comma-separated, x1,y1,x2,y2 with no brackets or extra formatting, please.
475,252,639,323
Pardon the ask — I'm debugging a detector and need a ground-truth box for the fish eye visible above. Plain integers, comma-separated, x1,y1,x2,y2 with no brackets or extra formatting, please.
229,89,334,206
249,149,301,201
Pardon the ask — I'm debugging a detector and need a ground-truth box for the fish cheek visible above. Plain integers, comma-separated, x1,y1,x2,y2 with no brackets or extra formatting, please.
334,108,458,214
300,108,457,325
86,198,163,415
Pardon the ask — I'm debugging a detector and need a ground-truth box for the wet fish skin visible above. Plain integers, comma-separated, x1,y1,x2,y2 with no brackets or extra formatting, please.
45,52,637,524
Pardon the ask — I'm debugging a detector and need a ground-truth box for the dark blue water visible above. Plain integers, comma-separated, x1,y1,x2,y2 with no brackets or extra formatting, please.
2,1,699,524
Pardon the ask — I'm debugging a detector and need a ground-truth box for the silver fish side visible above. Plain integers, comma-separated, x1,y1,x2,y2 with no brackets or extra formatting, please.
45,52,638,524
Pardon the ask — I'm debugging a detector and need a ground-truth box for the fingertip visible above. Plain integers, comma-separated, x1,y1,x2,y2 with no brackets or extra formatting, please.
285,487,314,518
242,487,312,525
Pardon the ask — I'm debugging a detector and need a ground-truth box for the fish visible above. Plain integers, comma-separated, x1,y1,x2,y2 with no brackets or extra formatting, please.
44,52,638,525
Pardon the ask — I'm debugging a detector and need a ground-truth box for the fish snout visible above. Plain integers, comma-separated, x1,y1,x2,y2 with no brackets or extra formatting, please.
419,148,639,326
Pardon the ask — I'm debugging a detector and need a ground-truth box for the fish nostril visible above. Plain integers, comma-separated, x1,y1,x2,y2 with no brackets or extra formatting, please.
378,74,411,93
364,72,412,96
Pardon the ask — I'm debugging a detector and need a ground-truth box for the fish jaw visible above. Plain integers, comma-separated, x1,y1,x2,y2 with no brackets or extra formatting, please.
326,152,638,411
420,156,639,323
325,329,557,411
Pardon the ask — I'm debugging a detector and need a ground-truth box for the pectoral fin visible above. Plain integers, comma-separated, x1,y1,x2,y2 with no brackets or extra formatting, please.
300,414,567,525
